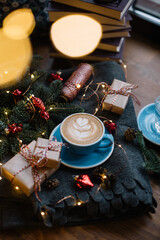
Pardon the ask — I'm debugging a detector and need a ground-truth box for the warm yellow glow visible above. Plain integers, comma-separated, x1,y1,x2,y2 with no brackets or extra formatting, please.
4,111,8,115
41,211,45,216
0,163,2,165
0,9,35,88
0,176,2,180
15,186,19,190
77,201,82,206
101,84,105,88
102,174,107,179
50,14,102,58
31,74,35,79
3,9,35,40
76,84,81,89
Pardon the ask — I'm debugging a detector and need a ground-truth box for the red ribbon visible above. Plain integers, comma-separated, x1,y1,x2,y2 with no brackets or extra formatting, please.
11,138,63,202
107,84,140,104
103,83,140,112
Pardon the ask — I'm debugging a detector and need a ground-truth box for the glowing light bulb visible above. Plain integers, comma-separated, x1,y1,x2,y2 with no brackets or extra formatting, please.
118,144,122,147
77,201,82,206
0,140,2,143
101,84,105,88
6,91,10,93
83,94,86,97
15,186,19,190
4,111,8,115
0,176,2,180
102,175,107,179
31,74,35,79
50,107,53,110
0,163,2,166
41,211,45,216
41,132,45,136
76,84,81,89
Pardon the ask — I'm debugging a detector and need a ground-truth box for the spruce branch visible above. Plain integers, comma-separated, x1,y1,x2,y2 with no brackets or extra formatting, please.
0,61,84,158
137,131,160,173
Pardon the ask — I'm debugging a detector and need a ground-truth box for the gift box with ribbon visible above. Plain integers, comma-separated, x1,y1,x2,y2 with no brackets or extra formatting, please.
102,79,139,115
33,137,62,168
1,140,61,199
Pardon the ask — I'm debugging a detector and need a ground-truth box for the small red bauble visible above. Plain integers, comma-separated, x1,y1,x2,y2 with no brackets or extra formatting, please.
8,123,23,134
104,121,117,134
31,96,45,111
75,175,94,189
12,89,22,96
40,110,49,120
48,73,63,82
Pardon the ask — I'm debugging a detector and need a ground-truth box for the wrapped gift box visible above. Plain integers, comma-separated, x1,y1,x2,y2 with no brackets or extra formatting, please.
33,138,62,168
103,79,132,115
1,141,59,196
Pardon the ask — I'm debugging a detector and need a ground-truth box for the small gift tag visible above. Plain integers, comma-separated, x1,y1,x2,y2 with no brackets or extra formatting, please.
33,138,62,168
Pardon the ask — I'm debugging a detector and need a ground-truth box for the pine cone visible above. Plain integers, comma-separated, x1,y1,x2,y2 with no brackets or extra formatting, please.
124,128,136,141
45,178,60,190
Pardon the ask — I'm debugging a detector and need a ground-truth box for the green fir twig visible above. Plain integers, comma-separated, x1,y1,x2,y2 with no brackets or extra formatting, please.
137,131,160,173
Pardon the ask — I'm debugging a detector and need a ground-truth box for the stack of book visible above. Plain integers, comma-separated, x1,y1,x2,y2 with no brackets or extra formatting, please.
48,0,134,62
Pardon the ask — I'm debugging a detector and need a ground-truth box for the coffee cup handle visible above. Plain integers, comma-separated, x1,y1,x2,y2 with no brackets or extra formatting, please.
98,134,113,148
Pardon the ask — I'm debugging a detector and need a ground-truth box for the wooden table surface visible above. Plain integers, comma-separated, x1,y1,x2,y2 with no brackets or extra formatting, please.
0,27,160,240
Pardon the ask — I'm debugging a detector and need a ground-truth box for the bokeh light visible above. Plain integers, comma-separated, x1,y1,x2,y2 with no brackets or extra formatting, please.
0,9,35,88
50,15,102,58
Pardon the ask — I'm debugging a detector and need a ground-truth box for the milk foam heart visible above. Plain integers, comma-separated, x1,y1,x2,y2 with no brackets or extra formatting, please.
61,113,103,145
77,117,88,127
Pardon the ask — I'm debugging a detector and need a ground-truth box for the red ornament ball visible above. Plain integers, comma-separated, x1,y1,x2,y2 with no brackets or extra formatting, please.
75,175,94,189
12,89,22,96
104,121,117,134
48,73,63,82
8,123,23,134
40,110,49,120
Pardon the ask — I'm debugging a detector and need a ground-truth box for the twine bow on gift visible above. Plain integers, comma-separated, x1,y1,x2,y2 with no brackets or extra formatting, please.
33,138,63,167
106,84,140,105
11,138,63,202
100,82,140,112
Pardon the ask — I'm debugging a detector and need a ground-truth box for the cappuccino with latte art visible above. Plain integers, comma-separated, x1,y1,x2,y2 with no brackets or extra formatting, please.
61,113,103,145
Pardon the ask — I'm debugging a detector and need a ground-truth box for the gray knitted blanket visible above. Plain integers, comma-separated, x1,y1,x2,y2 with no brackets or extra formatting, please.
0,61,156,229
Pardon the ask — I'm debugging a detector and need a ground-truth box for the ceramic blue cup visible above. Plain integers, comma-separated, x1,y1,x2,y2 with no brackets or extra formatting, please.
60,113,112,155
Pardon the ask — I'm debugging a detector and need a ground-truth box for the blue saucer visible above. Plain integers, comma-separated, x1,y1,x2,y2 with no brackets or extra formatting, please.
137,103,160,145
50,124,114,169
